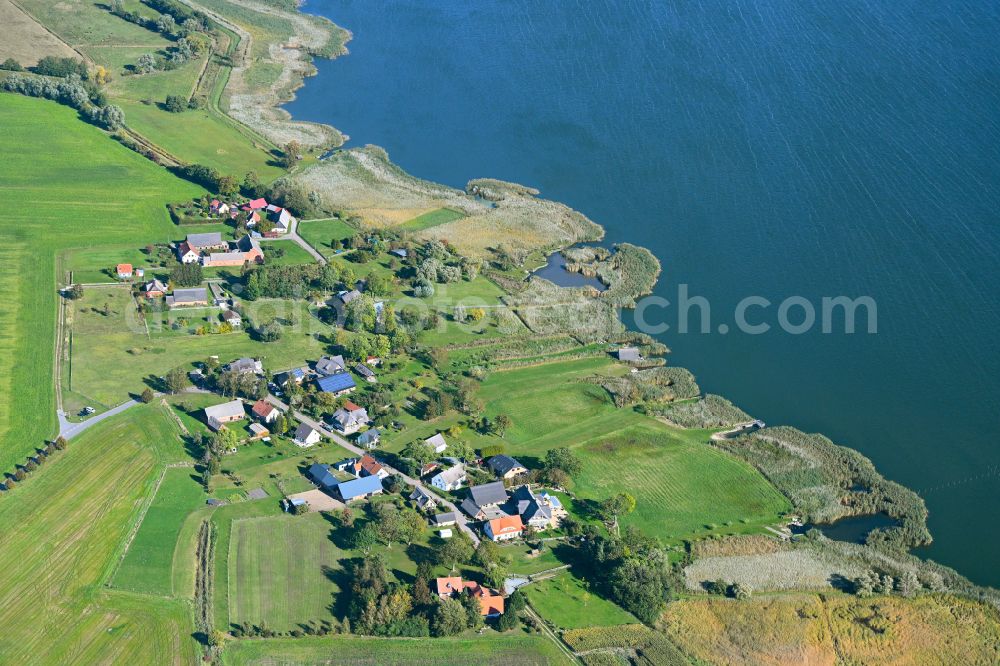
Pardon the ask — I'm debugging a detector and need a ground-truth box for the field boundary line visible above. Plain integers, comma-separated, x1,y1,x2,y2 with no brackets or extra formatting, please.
105,465,169,589
162,399,190,436
524,603,580,664
8,0,92,64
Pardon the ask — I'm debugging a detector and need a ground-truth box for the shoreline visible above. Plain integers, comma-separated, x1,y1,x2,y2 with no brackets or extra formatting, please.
198,0,995,596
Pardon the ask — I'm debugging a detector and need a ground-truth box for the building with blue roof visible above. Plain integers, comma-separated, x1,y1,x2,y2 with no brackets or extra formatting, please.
308,463,339,489
337,474,383,502
316,372,356,396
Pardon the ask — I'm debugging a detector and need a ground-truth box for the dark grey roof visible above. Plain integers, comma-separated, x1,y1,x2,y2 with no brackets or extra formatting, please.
508,485,552,524
187,232,223,247
339,289,362,304
172,287,207,303
487,454,524,476
295,423,318,440
460,497,482,518
467,481,508,508
433,511,457,525
315,355,347,375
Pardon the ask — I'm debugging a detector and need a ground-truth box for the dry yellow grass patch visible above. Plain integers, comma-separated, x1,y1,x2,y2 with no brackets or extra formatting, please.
829,595,1000,665
660,593,1000,666
355,206,437,227
661,594,834,666
0,0,79,66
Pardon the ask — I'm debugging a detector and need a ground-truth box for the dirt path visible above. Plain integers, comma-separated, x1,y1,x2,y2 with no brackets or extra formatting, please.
524,604,579,664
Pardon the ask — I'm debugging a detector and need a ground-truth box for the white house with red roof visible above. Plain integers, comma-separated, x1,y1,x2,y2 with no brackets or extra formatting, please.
251,399,280,423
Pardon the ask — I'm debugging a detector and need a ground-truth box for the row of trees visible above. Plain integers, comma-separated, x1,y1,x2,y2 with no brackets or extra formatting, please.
1,74,124,130
1,437,67,492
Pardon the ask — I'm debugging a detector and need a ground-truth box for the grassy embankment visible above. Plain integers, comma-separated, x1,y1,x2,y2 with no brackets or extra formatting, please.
0,93,203,472
221,634,572,665
0,404,200,664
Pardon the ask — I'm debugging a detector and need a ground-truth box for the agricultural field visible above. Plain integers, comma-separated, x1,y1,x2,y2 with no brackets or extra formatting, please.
15,0,172,54
228,513,345,632
0,405,199,664
525,573,637,629
0,94,203,473
0,0,79,66
399,207,467,233
659,593,1000,665
476,358,790,542
217,497,443,631
113,465,206,596
221,634,573,665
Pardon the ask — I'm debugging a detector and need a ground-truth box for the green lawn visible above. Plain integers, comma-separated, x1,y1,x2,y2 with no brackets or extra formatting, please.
66,290,330,406
400,207,466,232
296,218,358,259
262,239,318,266
0,405,200,664
476,358,791,542
229,513,344,632
221,634,572,665
525,573,637,629
113,466,206,596
0,94,204,473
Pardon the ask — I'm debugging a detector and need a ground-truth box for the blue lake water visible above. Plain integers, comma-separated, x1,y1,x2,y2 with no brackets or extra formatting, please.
288,0,1000,586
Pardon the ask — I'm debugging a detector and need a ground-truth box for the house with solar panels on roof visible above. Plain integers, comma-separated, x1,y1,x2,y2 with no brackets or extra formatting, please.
316,372,356,397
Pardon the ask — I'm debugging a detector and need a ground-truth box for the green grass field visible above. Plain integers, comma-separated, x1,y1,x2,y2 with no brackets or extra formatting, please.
221,634,572,665
400,207,466,232
0,94,203,473
476,358,791,542
113,465,206,596
0,405,199,664
296,218,358,259
16,0,284,178
229,513,344,631
261,239,318,266
525,573,637,629
66,289,329,406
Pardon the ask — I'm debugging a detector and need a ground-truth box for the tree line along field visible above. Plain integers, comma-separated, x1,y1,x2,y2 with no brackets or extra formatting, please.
0,94,204,472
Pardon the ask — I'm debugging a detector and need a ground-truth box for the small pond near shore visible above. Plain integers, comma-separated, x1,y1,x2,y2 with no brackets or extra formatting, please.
793,513,900,544
531,251,606,290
